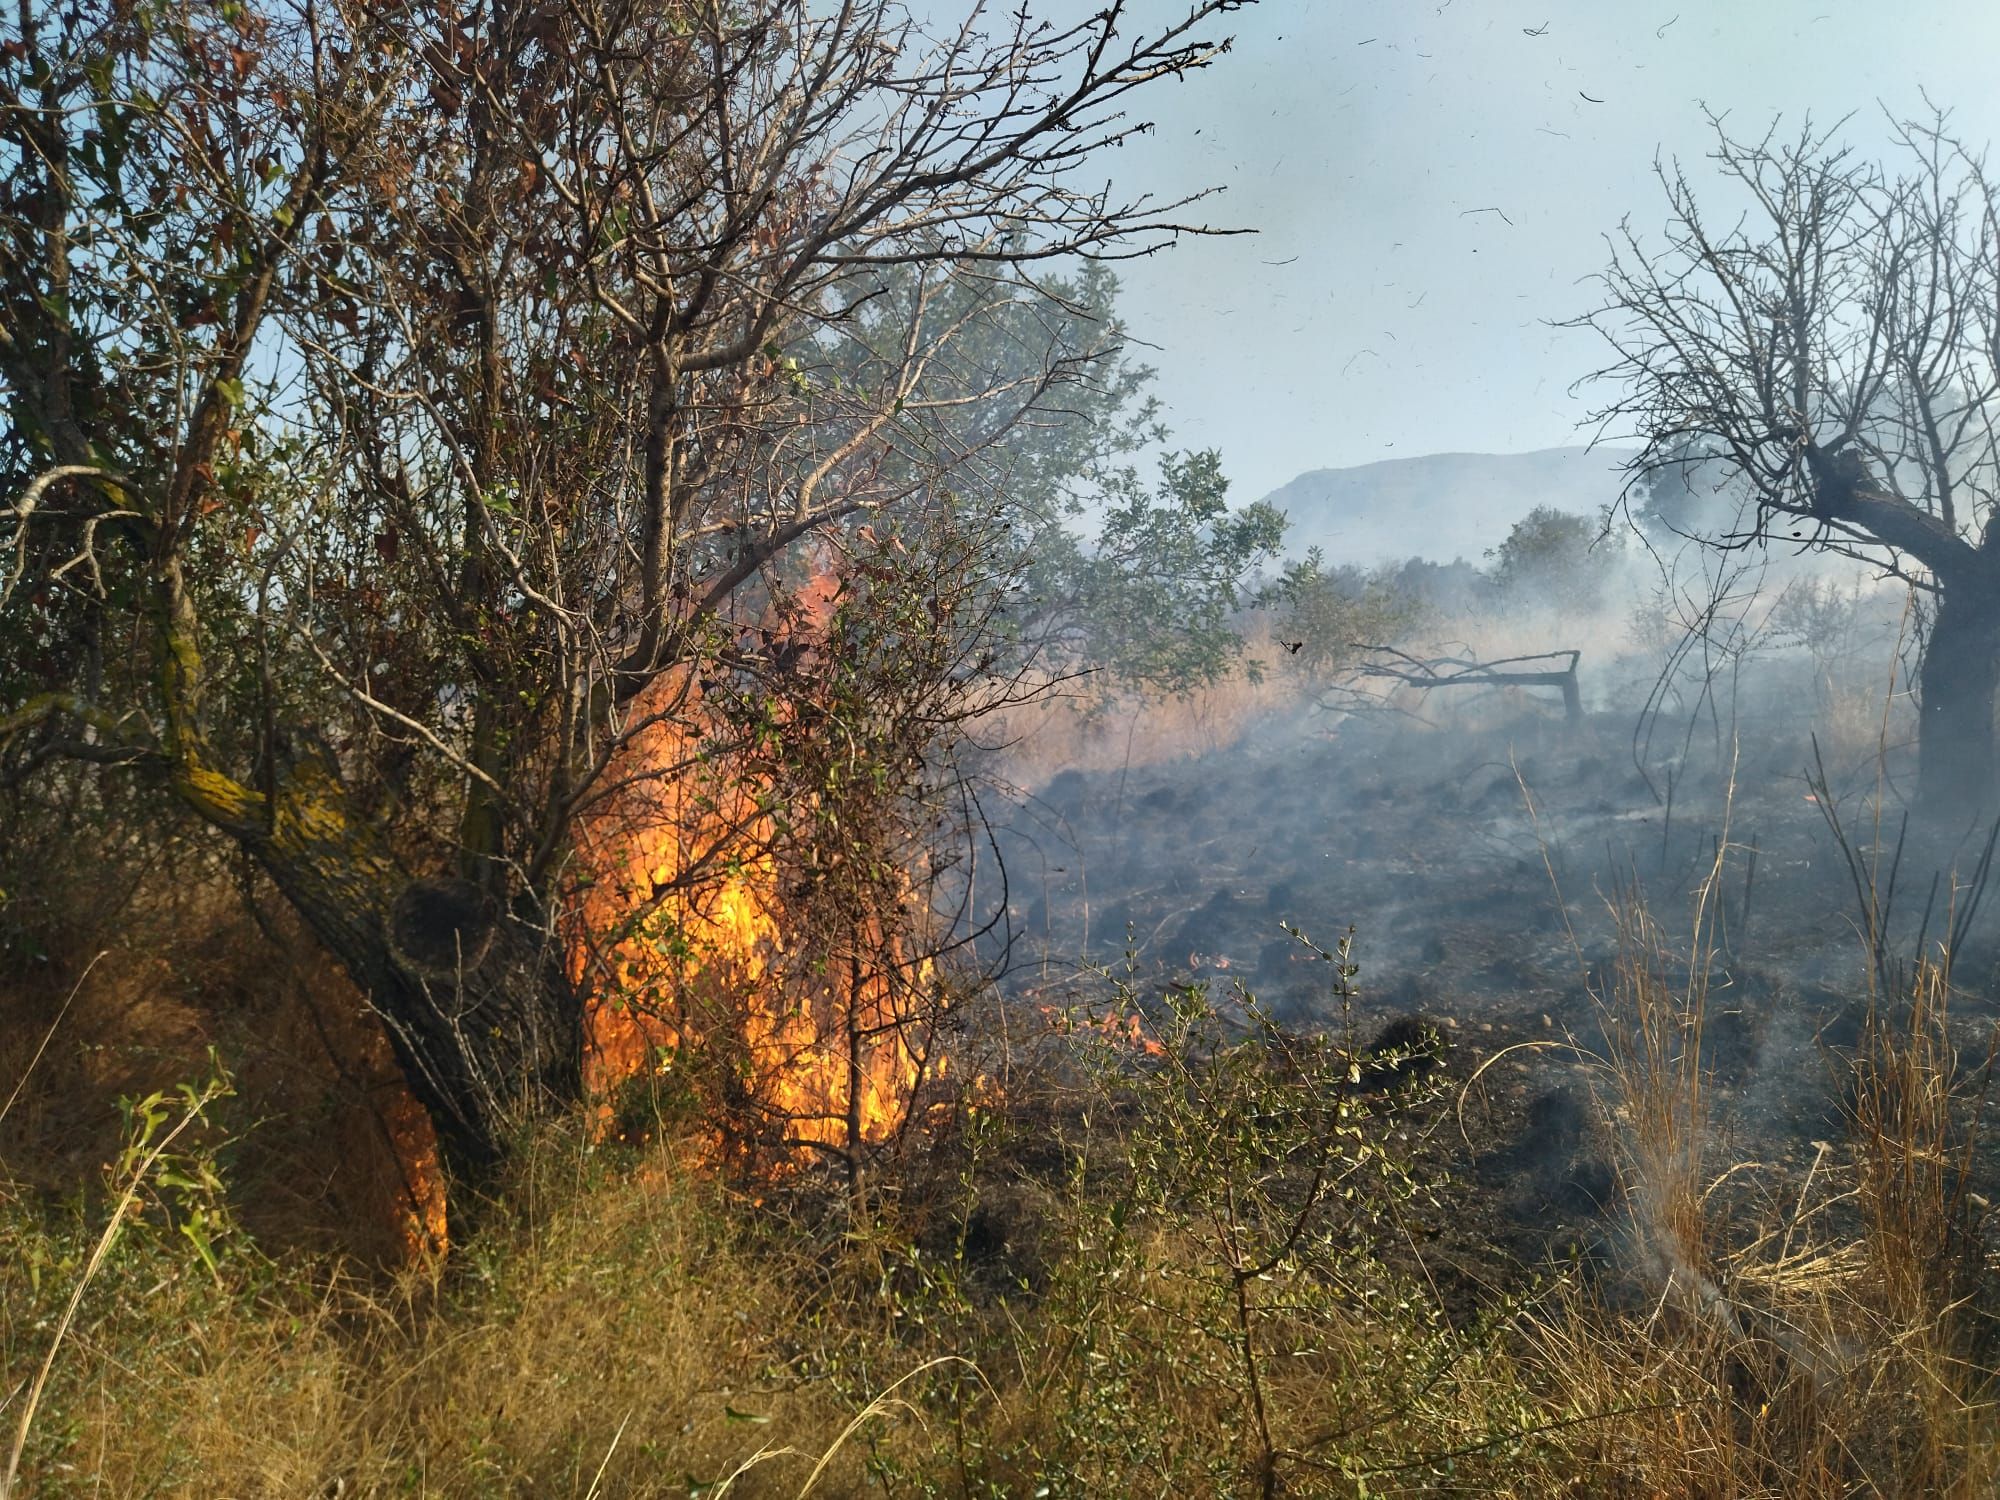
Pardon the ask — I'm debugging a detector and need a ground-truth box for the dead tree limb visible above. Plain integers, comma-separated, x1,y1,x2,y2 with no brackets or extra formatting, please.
1353,647,1583,723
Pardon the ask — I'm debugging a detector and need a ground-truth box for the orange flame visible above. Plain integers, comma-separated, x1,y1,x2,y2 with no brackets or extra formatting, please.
569,616,934,1164
1037,1001,1166,1058
307,973,449,1262
360,574,934,1256
376,1081,449,1258
569,676,780,1103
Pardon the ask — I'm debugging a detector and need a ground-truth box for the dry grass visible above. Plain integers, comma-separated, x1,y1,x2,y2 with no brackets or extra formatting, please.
0,847,877,1497
1515,829,2000,1497
6,883,2000,1495
1517,996,2000,1494
0,1123,878,1498
983,609,1590,793
6,665,2000,1493
985,653,1306,789
0,879,447,1266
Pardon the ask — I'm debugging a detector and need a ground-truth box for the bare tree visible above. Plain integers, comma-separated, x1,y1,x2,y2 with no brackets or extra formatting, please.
1576,112,2000,812
0,0,1254,1175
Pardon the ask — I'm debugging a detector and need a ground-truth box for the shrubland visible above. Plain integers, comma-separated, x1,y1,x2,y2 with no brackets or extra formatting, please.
3,5,1994,1491
6,761,2000,1497
3,404,1962,1494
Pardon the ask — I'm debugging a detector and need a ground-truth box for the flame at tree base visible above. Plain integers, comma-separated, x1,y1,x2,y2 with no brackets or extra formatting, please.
569,665,935,1168
296,969,449,1262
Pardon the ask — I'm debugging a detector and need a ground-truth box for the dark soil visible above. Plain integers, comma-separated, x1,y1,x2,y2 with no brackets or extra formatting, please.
980,701,2000,1311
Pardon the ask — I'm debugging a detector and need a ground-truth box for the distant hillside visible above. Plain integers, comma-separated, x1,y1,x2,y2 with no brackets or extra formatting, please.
1255,446,1639,566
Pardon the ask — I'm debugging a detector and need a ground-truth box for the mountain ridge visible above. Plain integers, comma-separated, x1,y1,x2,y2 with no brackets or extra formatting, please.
1255,444,1640,566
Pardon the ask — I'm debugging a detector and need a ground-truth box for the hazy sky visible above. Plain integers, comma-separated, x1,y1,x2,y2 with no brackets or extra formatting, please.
1016,0,2000,500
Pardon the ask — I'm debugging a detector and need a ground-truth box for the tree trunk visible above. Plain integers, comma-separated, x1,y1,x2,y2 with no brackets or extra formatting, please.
266,860,581,1179
1917,586,2000,817
177,757,581,1179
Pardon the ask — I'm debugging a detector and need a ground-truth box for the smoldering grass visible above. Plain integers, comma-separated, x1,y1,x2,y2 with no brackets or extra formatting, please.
9,705,2000,1494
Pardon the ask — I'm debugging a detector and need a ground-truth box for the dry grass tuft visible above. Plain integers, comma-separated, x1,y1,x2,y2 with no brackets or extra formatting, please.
1522,869,2000,1497
1,1122,874,1498
8,714,2000,1494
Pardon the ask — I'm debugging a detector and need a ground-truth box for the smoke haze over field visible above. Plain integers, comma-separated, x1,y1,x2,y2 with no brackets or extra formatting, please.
1258,446,1636,565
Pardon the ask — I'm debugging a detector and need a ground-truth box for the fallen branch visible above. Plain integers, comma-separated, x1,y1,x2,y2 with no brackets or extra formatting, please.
1353,646,1583,722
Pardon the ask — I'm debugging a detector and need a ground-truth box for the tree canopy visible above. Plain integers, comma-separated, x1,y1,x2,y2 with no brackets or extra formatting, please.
1576,112,2000,809
0,0,1269,1171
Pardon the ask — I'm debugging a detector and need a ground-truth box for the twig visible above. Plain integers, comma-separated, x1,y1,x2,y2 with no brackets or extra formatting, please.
0,952,104,1131
1739,832,1759,941
1661,763,1676,873
2,1090,222,1499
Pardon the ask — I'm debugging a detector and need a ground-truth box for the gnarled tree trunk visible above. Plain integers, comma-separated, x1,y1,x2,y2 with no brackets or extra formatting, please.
1917,586,2000,817
176,755,581,1178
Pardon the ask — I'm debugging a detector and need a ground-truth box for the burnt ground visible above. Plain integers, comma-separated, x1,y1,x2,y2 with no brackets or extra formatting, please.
977,691,2000,1314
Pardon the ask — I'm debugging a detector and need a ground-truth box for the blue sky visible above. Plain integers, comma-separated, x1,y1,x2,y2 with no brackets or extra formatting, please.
1005,0,2000,499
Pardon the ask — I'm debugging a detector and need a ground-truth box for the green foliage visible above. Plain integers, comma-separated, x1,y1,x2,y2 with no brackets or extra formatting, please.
1486,505,1620,613
820,938,1531,1497
829,259,1158,540
1025,448,1288,699
1632,437,1734,541
822,260,1289,701
0,1050,249,1495
110,1052,247,1281
1269,549,1425,680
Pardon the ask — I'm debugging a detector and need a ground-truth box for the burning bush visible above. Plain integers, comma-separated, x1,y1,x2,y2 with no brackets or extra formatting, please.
568,526,1009,1186
566,659,936,1179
